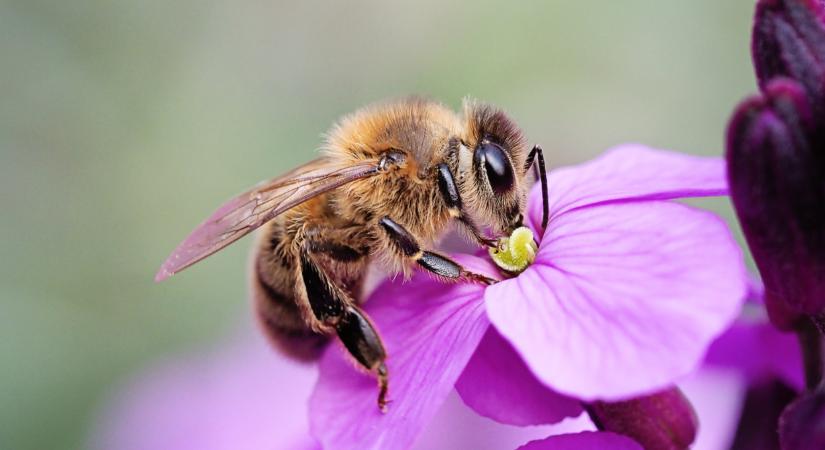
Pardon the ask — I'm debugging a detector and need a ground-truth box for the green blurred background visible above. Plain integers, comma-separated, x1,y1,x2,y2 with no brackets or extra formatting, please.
1,1,756,449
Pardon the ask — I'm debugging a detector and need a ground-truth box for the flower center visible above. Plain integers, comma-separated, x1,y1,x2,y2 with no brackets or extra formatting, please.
489,227,537,274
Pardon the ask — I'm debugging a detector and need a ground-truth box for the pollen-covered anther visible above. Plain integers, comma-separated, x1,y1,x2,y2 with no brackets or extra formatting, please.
489,227,537,274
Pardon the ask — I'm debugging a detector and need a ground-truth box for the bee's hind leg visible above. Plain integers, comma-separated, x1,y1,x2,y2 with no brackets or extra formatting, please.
336,304,389,410
299,250,389,412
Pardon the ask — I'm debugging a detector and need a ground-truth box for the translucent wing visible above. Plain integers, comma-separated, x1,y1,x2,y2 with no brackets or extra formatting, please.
155,157,380,281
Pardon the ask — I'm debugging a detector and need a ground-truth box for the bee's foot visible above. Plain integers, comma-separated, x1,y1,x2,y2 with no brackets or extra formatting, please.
462,271,497,286
377,362,389,413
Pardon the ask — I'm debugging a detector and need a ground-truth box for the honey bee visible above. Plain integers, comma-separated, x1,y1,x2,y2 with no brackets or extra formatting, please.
156,97,548,411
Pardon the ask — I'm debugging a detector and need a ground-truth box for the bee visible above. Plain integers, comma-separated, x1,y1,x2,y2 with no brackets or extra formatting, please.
156,97,548,411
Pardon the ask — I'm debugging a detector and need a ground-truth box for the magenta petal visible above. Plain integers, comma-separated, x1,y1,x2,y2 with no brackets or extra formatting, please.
456,327,583,426
488,201,747,400
680,369,747,450
517,432,643,450
525,145,726,232
309,255,495,450
704,313,804,390
412,391,586,450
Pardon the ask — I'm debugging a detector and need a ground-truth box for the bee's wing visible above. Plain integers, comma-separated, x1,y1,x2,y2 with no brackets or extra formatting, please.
155,157,380,282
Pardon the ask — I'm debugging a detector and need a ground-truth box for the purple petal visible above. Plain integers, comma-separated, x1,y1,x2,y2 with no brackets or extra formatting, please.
525,145,726,233
413,391,587,450
680,369,747,450
488,201,747,400
309,255,495,450
517,432,643,450
456,327,583,426
703,309,804,390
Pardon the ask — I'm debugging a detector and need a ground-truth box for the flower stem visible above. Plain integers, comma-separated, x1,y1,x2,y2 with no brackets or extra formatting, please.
796,316,825,391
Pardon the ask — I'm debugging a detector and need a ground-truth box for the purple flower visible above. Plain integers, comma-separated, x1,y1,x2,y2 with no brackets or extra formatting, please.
728,0,825,329
90,281,793,450
310,144,748,450
89,314,782,450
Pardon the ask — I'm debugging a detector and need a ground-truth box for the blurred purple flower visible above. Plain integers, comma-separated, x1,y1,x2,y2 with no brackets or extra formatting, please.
90,332,319,450
310,144,748,450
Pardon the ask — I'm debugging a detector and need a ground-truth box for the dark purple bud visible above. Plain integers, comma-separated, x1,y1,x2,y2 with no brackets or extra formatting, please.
779,389,825,450
587,387,697,450
730,379,798,450
753,0,825,111
726,78,825,329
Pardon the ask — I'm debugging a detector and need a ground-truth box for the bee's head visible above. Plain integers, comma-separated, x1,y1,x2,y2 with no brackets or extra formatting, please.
456,100,530,236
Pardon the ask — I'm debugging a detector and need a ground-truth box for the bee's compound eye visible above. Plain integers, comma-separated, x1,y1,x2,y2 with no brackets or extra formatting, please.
475,142,514,194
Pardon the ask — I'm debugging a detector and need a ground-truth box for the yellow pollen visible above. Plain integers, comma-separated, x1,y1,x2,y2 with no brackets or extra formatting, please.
489,227,538,274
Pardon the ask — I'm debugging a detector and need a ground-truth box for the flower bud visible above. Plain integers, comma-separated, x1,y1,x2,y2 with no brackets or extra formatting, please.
779,389,825,450
587,387,697,450
752,0,825,111
729,379,797,450
726,78,825,329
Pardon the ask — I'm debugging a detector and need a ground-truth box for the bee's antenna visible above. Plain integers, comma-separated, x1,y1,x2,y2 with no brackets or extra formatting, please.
525,145,548,230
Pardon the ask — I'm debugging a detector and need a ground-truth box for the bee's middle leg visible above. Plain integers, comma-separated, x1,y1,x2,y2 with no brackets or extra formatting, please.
378,217,497,285
299,246,389,411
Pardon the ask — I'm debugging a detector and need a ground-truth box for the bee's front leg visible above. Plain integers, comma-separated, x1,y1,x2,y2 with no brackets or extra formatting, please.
378,216,497,285
435,163,499,248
